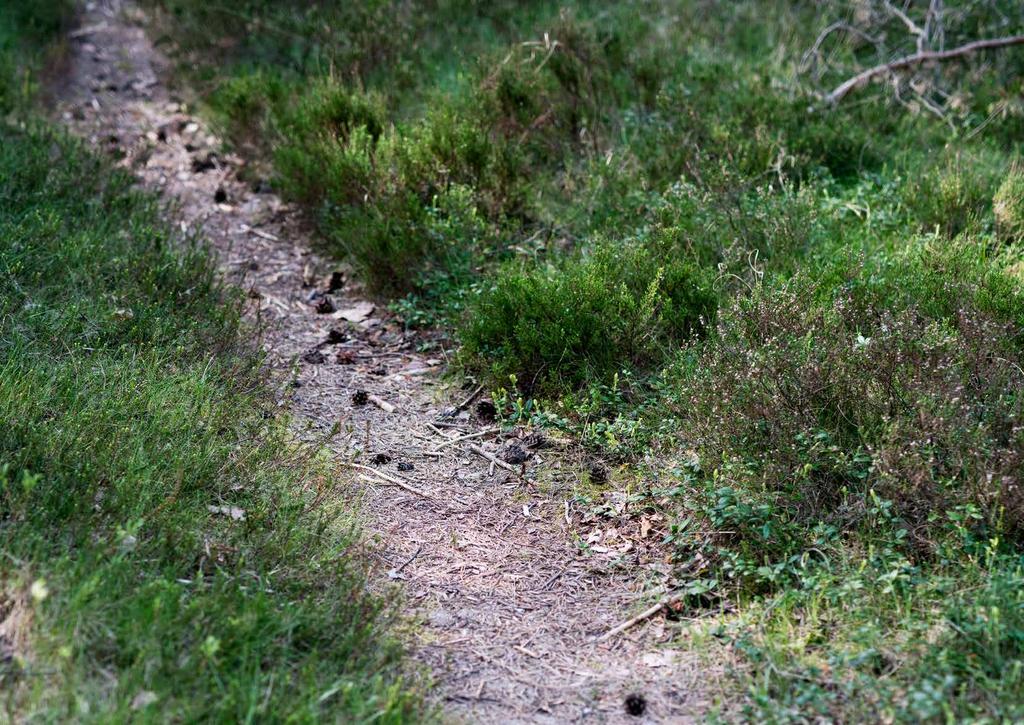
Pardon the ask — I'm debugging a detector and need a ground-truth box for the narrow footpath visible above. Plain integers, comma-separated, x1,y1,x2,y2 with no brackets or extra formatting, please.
56,2,707,721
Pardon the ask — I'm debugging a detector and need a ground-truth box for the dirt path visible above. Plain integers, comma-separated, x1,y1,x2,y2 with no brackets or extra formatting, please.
55,2,706,721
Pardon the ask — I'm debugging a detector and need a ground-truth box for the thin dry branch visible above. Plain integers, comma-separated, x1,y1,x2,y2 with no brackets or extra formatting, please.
357,472,432,499
801,21,881,74
594,601,665,643
827,34,1024,104
428,427,498,454
884,1,926,44
469,444,518,474
367,394,396,414
347,462,433,498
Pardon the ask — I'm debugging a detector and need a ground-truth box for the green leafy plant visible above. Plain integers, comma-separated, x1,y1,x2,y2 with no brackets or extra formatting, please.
461,240,715,394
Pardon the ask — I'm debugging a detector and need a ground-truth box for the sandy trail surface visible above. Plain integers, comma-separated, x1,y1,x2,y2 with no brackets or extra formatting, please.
55,3,706,721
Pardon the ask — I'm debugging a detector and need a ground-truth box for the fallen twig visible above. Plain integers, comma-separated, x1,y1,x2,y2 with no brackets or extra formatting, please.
454,383,484,412
390,544,422,577
394,366,436,378
594,601,666,643
239,223,281,242
537,562,572,592
827,34,1024,104
69,22,108,39
429,427,498,454
358,473,431,499
367,394,396,413
513,644,541,659
470,444,517,474
348,462,431,498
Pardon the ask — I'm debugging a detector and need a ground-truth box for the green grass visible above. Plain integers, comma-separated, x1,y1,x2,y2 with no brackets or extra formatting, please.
0,5,423,721
103,0,1024,719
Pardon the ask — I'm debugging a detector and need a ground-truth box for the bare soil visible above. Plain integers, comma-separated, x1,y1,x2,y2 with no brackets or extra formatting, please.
55,2,709,721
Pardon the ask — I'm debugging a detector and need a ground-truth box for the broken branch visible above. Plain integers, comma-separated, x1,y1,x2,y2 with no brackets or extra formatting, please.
348,462,432,498
358,473,431,499
595,601,665,643
801,22,880,74
827,34,1024,104
469,444,518,474
428,427,498,454
454,383,484,412
367,394,395,413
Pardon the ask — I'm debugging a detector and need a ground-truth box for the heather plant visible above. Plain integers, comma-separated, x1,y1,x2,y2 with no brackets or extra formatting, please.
899,148,1008,238
682,290,1021,540
461,240,716,394
995,165,1024,243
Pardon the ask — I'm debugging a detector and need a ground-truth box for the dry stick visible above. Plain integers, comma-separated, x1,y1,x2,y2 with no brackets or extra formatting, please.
453,384,484,413
393,544,423,575
470,444,517,474
537,562,572,592
68,22,108,39
348,462,432,499
240,223,281,243
367,394,396,414
348,462,404,480
396,366,436,378
513,644,541,659
429,427,498,454
594,600,666,643
801,22,880,73
826,34,1024,104
358,473,432,499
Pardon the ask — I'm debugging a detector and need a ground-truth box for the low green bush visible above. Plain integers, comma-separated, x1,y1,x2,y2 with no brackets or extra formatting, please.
206,70,287,144
271,80,386,205
900,148,1007,238
0,1,70,113
461,240,716,394
995,165,1024,243
667,240,1024,594
703,540,1024,722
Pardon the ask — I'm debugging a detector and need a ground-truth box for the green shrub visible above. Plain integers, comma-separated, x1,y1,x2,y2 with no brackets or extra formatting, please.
900,149,1006,238
0,1,71,112
636,56,892,189
668,245,1024,588
461,240,716,393
646,179,831,281
273,80,386,206
207,70,287,143
995,165,1024,243
824,239,1024,331
711,546,1024,722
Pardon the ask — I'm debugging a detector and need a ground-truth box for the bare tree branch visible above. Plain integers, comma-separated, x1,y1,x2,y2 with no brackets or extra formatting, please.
826,33,1024,104
801,21,881,76
884,0,926,47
